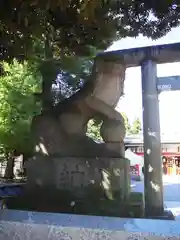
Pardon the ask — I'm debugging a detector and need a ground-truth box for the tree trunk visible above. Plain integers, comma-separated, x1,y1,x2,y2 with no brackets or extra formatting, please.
41,64,54,112
4,153,14,180
22,153,30,177
40,36,56,113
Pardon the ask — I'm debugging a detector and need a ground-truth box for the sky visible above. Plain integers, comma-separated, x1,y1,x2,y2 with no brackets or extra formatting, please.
107,26,180,138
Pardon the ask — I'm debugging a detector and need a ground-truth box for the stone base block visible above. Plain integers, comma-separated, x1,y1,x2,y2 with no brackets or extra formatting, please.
5,189,144,218
0,209,179,240
25,156,130,200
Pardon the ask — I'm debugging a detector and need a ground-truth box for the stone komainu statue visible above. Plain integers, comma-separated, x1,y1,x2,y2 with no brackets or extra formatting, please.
27,58,130,203
31,58,126,158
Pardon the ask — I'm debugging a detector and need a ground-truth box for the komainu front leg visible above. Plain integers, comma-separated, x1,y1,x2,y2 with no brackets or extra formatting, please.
86,97,124,122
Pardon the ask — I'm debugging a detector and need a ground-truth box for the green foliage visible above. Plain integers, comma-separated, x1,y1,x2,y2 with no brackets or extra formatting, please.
86,119,102,142
121,113,141,135
0,1,180,61
0,60,41,156
121,112,131,135
28,37,94,109
52,55,93,103
130,118,142,135
1,1,179,119
87,113,142,140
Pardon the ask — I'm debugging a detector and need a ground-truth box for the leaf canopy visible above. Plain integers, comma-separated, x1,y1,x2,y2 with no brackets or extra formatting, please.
0,60,41,155
0,0,180,60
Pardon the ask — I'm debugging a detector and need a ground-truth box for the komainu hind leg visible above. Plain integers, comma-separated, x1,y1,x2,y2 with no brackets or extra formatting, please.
100,115,125,156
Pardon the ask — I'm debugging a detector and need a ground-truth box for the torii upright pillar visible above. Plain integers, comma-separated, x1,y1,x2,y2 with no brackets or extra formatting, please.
141,59,163,217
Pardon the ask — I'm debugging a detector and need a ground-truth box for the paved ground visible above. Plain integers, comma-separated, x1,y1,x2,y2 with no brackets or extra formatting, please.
131,175,180,219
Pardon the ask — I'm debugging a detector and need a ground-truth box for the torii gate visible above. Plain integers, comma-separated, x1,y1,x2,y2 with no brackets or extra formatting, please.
97,42,180,217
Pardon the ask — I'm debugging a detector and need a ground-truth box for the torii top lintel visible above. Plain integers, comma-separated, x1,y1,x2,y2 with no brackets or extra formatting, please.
96,42,180,67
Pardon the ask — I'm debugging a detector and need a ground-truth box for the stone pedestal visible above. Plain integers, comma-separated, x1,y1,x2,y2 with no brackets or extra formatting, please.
26,156,130,201
22,156,131,217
